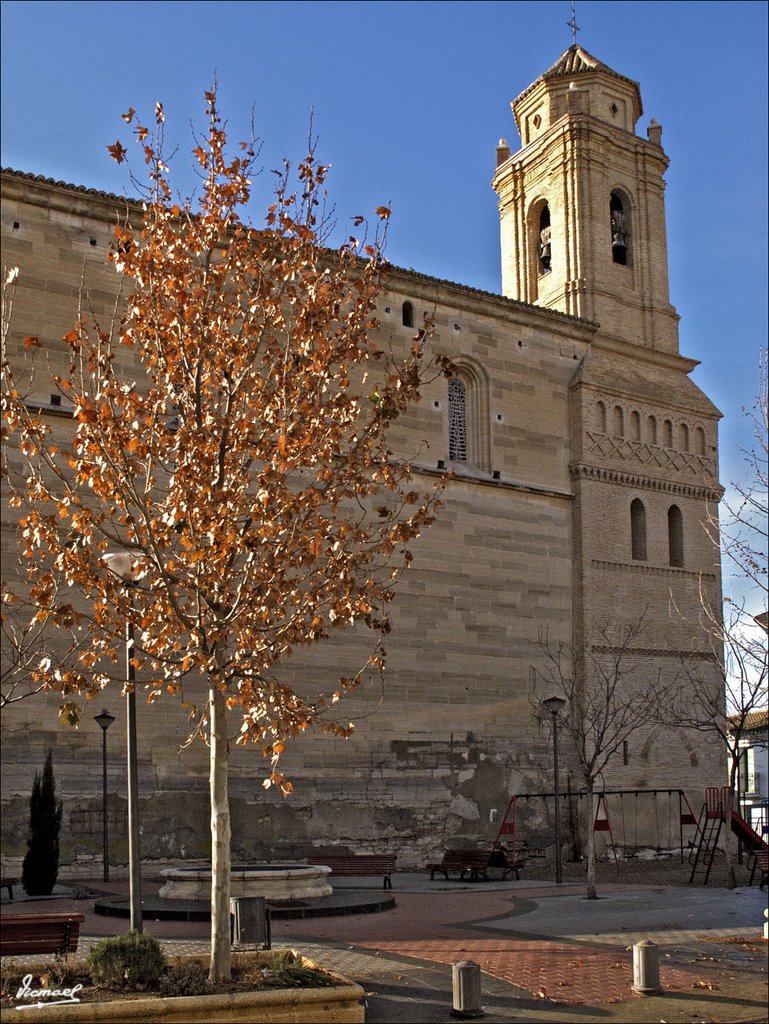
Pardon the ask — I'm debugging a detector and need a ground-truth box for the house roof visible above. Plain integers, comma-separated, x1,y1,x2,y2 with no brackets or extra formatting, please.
728,710,769,734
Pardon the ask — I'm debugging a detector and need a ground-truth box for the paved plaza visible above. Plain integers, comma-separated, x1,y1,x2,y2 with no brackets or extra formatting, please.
1,872,767,1022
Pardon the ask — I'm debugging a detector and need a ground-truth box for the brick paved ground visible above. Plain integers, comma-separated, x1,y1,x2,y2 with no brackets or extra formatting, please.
362,937,695,1004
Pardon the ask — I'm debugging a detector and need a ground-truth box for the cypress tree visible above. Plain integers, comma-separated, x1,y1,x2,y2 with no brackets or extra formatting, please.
21,750,63,896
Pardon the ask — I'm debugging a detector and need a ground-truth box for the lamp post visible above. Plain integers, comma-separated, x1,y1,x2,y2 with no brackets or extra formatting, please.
543,695,566,885
102,551,143,933
94,709,115,882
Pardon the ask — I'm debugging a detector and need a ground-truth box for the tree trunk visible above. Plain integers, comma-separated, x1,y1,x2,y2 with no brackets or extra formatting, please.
585,779,597,899
724,759,739,890
209,683,231,983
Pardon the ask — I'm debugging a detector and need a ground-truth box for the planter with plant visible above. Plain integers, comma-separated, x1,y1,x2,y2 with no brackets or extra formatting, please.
0,934,364,1023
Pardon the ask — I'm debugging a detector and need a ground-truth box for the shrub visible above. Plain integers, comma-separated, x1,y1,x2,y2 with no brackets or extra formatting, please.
158,960,212,997
87,931,166,990
21,750,63,897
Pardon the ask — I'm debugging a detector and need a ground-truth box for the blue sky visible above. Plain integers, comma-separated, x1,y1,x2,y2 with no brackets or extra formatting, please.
2,1,767,562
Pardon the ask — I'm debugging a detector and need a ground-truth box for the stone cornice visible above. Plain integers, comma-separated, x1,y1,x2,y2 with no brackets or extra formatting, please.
588,334,700,376
571,462,723,501
591,558,718,582
413,463,573,501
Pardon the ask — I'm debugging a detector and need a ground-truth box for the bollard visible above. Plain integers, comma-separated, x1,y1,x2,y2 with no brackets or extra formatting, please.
451,959,484,1019
763,908,768,942
632,939,662,995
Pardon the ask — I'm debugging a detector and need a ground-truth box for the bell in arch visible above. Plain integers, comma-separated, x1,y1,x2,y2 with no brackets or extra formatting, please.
610,197,628,265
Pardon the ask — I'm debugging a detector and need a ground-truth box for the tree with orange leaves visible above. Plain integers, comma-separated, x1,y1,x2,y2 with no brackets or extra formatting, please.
2,91,448,981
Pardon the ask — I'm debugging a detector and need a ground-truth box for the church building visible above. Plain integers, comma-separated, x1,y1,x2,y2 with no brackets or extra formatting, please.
0,46,724,872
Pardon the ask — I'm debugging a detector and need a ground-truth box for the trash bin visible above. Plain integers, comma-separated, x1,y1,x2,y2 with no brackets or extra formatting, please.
230,896,271,949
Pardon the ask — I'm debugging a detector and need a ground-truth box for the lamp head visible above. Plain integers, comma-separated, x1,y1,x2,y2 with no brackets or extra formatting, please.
542,695,566,716
94,709,116,732
102,551,141,581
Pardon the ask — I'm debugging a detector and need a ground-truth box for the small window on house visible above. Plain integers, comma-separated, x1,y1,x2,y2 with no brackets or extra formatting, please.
538,204,551,274
630,410,641,441
613,405,624,437
596,401,607,432
448,378,468,462
631,498,647,561
402,301,414,328
668,505,684,567
695,426,706,456
610,193,628,265
679,423,690,452
647,415,658,445
663,419,673,448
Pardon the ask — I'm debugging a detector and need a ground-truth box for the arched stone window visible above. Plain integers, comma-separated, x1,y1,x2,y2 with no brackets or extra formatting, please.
663,419,673,448
630,410,641,441
695,426,706,456
610,191,630,265
402,301,414,328
679,423,690,452
631,499,647,561
613,405,624,437
647,415,658,445
446,359,491,471
668,505,684,567
448,378,468,462
596,401,607,432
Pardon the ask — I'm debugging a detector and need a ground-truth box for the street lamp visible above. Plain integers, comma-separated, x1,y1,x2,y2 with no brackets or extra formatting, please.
543,695,566,885
102,551,143,933
94,709,115,882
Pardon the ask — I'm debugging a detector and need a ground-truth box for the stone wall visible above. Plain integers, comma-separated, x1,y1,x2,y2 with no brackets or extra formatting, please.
0,164,725,874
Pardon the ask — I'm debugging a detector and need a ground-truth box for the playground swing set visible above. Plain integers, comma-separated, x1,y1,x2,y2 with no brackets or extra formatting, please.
493,786,768,884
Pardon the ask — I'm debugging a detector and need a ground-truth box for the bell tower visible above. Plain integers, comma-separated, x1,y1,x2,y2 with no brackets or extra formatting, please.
492,45,680,353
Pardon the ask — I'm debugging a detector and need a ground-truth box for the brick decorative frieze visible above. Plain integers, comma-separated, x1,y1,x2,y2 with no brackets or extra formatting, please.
572,462,722,500
585,431,717,480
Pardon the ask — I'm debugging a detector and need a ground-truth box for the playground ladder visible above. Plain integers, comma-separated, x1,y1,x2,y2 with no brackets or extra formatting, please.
686,787,767,884
688,798,723,884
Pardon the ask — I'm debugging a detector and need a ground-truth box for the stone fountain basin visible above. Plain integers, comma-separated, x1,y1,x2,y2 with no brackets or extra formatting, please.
158,863,332,902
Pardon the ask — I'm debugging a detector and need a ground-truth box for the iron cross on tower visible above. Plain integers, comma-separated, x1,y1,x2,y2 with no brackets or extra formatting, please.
568,1,580,45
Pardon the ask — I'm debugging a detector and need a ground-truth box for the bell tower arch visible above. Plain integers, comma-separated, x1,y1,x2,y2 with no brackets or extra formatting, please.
493,45,680,354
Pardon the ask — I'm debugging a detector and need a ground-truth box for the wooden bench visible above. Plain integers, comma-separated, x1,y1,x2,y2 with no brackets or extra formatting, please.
748,848,768,890
0,912,85,957
427,849,516,882
307,854,396,890
0,877,20,900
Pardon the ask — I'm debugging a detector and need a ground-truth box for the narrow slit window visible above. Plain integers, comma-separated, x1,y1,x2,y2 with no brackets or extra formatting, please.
596,401,607,432
402,301,414,328
668,505,684,567
631,498,647,561
613,405,625,437
630,410,641,441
